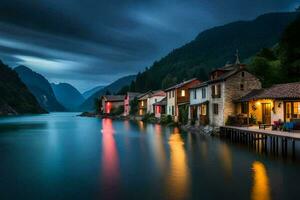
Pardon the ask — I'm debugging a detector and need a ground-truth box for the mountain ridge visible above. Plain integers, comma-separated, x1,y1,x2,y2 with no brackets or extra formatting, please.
15,66,66,112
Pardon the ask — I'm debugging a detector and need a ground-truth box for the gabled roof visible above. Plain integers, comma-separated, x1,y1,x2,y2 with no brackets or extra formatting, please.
237,82,300,102
153,97,167,106
102,95,125,102
126,92,141,99
189,81,209,90
208,65,248,84
149,90,166,98
165,78,198,92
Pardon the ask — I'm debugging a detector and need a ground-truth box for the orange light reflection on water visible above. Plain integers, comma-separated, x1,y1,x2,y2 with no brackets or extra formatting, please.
251,161,271,200
166,127,190,200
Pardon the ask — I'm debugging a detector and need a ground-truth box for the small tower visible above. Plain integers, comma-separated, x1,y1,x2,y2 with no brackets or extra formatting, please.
235,49,240,65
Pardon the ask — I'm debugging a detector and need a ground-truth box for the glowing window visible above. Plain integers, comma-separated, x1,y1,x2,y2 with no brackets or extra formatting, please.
181,90,186,97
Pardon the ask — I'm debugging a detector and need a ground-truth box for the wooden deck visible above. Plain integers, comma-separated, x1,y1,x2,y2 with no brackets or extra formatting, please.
221,126,300,140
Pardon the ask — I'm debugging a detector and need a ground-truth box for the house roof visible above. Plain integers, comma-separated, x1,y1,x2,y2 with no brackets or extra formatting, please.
126,92,141,99
189,81,209,90
102,95,125,102
149,90,166,97
208,65,248,84
237,82,300,102
153,97,167,106
165,78,198,91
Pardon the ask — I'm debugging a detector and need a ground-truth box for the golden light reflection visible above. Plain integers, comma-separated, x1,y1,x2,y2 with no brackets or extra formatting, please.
138,120,145,132
152,124,166,171
218,143,232,178
101,118,119,186
166,127,189,200
251,161,271,200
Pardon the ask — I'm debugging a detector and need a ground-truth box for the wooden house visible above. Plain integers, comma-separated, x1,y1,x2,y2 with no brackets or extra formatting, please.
165,78,201,122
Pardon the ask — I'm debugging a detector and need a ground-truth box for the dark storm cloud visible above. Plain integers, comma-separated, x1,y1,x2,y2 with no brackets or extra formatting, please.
0,0,299,91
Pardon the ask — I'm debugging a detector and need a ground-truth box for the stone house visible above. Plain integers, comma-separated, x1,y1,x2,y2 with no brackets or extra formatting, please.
207,62,262,127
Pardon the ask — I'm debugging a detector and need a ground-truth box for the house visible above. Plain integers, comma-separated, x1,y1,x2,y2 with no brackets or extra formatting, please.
165,78,201,122
137,91,152,116
101,95,125,114
205,59,261,127
124,92,140,116
147,90,166,114
137,90,166,116
153,97,167,118
188,81,210,125
235,82,300,125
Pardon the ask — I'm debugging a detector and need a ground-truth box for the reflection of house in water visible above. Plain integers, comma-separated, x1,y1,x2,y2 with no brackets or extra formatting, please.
166,127,190,200
101,119,119,191
218,143,232,178
251,161,271,200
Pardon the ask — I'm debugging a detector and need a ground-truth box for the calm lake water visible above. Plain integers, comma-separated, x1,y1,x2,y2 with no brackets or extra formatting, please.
0,112,300,200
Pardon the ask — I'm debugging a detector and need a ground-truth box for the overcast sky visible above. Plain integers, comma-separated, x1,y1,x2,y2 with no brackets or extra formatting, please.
0,0,299,92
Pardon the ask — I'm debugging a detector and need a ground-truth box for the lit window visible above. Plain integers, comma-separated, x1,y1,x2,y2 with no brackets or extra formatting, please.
181,90,186,97
141,101,144,107
293,102,300,114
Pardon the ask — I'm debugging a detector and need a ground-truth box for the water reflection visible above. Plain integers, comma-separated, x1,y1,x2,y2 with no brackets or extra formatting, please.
166,127,190,200
152,124,167,172
101,119,119,192
251,161,271,200
218,143,232,178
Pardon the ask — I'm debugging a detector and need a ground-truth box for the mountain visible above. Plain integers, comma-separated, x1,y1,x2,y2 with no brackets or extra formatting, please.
129,12,299,92
82,85,106,99
0,61,46,115
15,66,65,112
51,83,85,111
79,75,136,111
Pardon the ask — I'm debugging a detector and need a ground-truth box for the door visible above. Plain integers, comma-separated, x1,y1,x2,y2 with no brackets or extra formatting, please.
262,103,271,124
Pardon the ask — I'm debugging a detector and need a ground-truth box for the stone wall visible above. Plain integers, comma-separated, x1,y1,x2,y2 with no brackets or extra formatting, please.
224,70,262,125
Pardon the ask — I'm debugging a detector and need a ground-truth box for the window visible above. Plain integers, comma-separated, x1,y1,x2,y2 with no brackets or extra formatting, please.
240,84,244,91
155,98,157,103
169,106,171,114
201,104,207,116
181,90,186,97
172,106,175,115
293,102,300,114
172,90,175,98
241,102,248,114
241,71,245,77
193,90,197,99
202,88,206,99
169,92,171,98
141,101,144,107
213,103,219,115
212,84,221,98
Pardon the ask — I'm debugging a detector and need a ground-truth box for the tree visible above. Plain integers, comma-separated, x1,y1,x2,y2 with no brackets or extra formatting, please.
279,16,300,81
129,97,138,115
94,97,101,113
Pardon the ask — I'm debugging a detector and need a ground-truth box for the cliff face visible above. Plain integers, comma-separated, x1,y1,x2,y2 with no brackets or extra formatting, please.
15,66,65,112
0,61,46,115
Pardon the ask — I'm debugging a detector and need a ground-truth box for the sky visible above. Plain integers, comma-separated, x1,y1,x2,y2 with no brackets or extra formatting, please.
0,0,299,92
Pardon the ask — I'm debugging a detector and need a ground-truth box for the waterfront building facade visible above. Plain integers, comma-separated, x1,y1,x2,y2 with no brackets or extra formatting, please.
165,78,201,122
